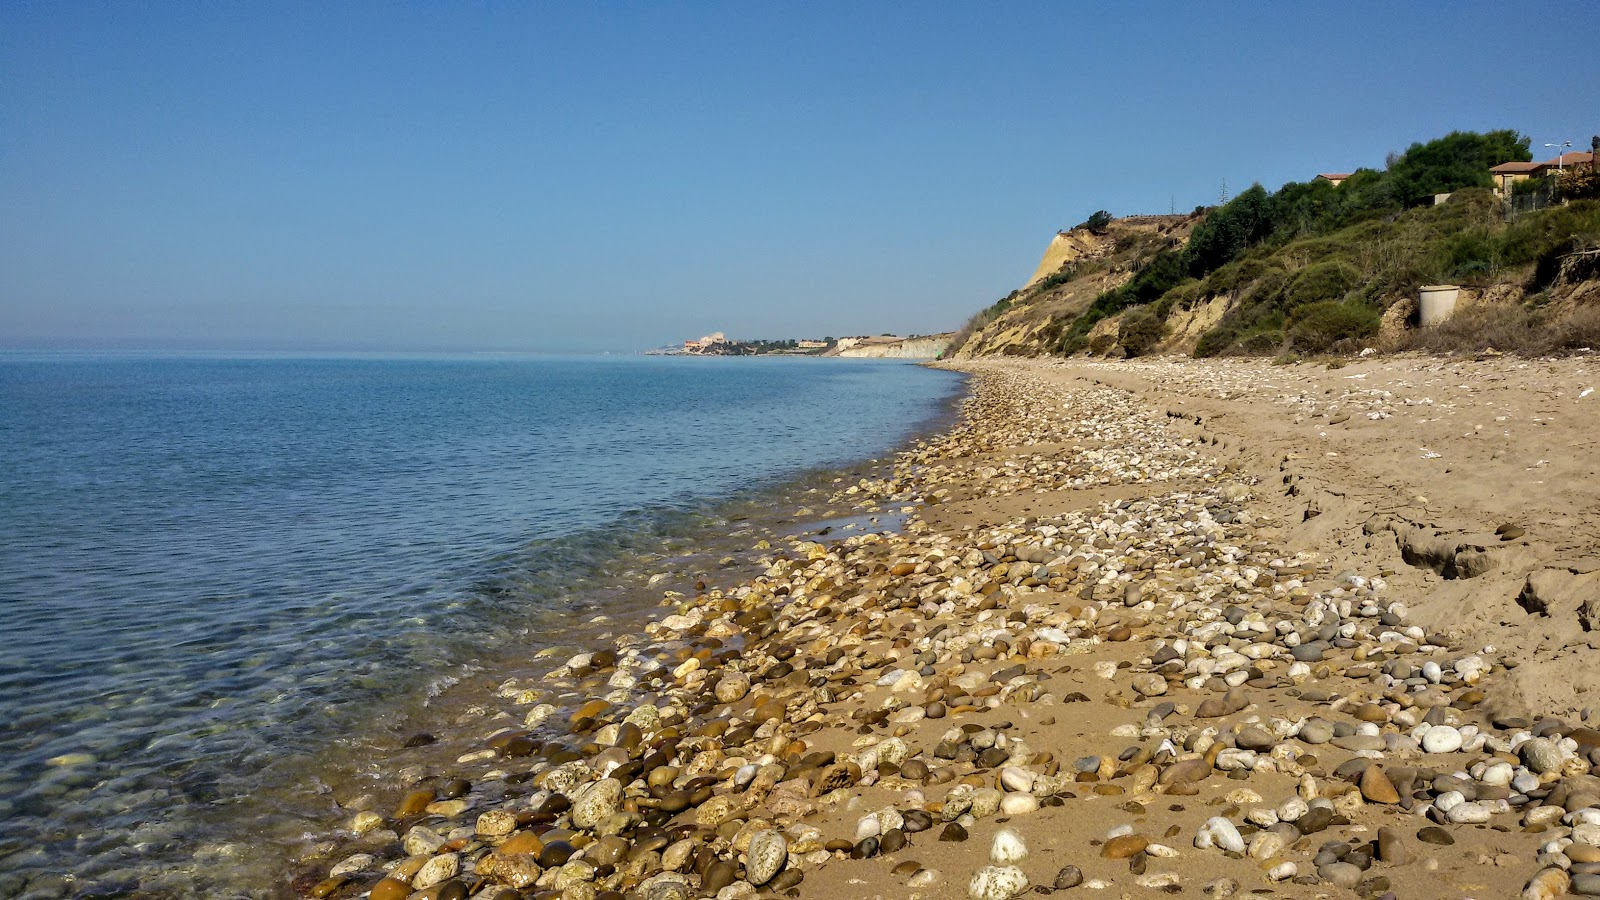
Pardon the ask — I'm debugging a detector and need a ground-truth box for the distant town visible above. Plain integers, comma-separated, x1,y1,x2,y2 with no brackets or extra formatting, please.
646,331,949,357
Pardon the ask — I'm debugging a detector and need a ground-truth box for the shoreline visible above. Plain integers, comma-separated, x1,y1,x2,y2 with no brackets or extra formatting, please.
288,355,1598,900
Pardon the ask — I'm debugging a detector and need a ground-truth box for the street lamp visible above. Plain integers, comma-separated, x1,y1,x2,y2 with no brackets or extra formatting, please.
1546,141,1574,177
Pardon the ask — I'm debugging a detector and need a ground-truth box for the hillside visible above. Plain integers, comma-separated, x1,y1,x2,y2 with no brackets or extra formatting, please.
951,129,1600,360
949,215,1194,358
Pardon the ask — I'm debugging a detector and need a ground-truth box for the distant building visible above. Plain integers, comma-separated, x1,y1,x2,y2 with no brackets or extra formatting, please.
1315,172,1353,187
797,339,827,349
682,331,729,353
1490,160,1546,194
1491,151,1596,194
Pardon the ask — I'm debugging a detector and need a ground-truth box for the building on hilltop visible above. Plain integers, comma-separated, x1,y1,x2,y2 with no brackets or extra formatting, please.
1314,172,1353,187
682,331,728,353
1491,150,1596,194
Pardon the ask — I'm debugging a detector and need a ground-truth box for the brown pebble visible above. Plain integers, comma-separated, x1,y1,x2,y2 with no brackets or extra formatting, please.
397,789,435,817
538,840,576,867
1417,826,1454,845
499,831,543,856
309,877,346,899
1361,766,1401,804
1102,834,1148,859
369,878,412,900
702,860,737,894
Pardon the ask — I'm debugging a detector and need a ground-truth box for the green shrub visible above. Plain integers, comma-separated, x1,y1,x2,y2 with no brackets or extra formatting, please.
1286,301,1381,352
1284,261,1359,309
1193,327,1235,358
1119,308,1165,357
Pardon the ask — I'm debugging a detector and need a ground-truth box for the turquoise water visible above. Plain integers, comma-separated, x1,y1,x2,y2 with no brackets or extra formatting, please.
0,352,963,898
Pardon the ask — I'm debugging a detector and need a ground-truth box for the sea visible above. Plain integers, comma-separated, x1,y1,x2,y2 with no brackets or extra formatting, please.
0,351,966,899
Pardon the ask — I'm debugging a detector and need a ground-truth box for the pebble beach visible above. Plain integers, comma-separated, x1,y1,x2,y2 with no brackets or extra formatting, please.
289,354,1600,900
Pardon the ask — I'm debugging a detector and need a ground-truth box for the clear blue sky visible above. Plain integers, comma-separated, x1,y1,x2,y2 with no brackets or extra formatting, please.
3,2,1597,352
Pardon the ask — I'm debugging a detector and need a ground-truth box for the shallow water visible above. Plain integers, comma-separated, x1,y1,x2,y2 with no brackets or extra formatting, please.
0,351,963,898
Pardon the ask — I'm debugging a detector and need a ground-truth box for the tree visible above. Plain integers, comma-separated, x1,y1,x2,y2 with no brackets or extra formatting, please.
1084,210,1113,234
1385,129,1530,207
1186,184,1277,276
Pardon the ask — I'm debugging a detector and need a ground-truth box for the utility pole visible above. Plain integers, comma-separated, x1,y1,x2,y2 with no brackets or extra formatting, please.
1218,179,1230,205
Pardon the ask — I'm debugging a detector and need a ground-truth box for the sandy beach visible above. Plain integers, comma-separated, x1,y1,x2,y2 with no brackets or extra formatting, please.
296,353,1600,900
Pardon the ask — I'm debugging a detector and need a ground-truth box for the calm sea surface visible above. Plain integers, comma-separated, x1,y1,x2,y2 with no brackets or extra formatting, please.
0,352,964,898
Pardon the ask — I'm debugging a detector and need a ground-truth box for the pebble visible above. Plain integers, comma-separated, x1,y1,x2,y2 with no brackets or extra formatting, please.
1421,725,1464,754
991,828,1027,865
1195,817,1245,853
1102,834,1149,859
969,865,1029,900
744,830,787,886
1361,766,1401,804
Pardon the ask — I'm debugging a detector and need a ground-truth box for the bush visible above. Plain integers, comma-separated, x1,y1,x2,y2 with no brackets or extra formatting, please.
1193,327,1235,358
1284,261,1359,309
1083,210,1113,234
1402,304,1600,355
1119,308,1165,357
1286,301,1381,352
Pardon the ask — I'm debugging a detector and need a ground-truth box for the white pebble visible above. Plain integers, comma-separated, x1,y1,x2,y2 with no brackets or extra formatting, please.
990,828,1028,865
1422,726,1463,754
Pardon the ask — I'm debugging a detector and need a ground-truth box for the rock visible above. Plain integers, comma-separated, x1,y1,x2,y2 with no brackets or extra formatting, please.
1522,738,1565,775
328,854,374,878
1298,720,1334,744
1569,844,1600,864
350,811,385,834
1360,766,1401,804
1416,826,1454,845
1160,757,1211,787
1132,674,1167,697
991,829,1027,865
412,853,459,890
969,865,1029,900
1320,861,1363,889
476,809,517,838
1524,867,1571,900
1446,801,1491,824
940,823,968,842
1195,817,1245,853
571,778,623,829
1053,866,1084,890
1235,725,1275,752
999,793,1039,815
369,879,411,900
744,830,787,886
1421,726,1463,754
702,860,737,894
1376,826,1408,864
1102,834,1148,859
715,672,751,703
538,840,576,868
1571,873,1600,896
1329,734,1384,753
1247,830,1286,860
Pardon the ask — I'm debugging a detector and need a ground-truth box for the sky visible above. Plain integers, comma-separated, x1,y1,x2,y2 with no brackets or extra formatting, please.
2,3,1598,353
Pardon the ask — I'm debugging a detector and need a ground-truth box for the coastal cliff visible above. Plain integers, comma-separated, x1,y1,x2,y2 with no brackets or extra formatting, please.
835,334,954,359
949,130,1600,361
